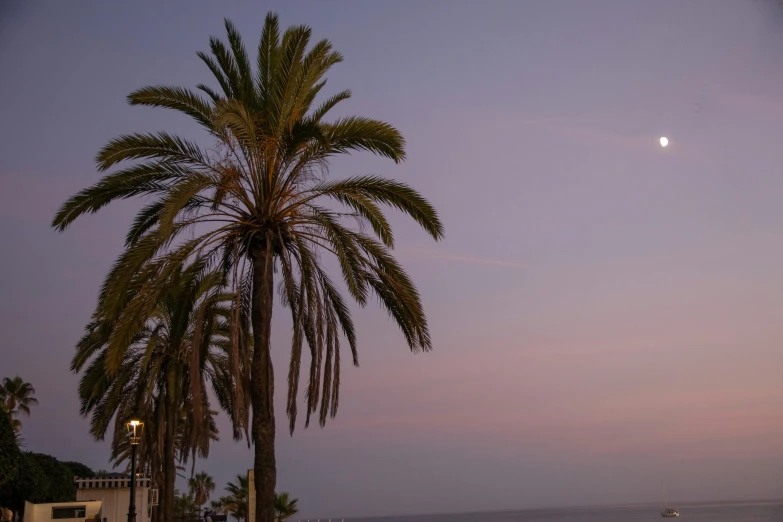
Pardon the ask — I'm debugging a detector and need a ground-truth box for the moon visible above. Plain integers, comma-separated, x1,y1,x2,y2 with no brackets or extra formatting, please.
660,137,669,147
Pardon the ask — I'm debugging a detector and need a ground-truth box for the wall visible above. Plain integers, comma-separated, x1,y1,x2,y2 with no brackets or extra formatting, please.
22,501,102,522
76,487,149,522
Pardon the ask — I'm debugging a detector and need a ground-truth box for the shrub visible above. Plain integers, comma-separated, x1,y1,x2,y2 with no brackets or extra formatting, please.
0,411,20,488
0,452,77,513
62,461,95,479
26,453,76,502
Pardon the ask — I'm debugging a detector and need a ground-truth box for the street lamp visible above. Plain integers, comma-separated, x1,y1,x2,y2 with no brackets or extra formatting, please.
126,418,144,522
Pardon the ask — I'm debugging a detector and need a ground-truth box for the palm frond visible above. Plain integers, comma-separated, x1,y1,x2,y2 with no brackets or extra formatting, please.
52,162,186,231
321,117,406,162
96,132,209,172
223,19,254,105
128,86,214,129
309,89,351,123
313,175,444,240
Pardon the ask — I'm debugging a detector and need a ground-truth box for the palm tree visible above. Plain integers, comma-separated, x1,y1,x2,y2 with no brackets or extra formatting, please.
52,13,443,522
273,493,298,522
209,497,231,516
74,262,249,522
109,405,220,484
224,474,249,522
0,376,38,432
189,472,216,512
173,489,201,521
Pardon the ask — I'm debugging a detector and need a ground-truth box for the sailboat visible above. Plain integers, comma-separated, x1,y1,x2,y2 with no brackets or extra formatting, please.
660,480,680,517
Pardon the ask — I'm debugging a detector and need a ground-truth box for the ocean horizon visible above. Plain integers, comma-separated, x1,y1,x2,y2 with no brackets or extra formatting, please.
310,499,783,522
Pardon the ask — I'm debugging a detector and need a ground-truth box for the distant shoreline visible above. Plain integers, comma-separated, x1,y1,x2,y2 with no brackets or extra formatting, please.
334,497,783,521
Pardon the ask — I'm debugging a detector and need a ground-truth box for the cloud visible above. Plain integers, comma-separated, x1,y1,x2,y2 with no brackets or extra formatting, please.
711,86,783,118
515,113,722,168
395,245,524,269
532,118,653,150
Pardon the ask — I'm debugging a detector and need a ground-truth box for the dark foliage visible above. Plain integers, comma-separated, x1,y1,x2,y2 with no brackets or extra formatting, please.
26,453,76,502
62,460,95,479
0,452,77,514
0,412,20,488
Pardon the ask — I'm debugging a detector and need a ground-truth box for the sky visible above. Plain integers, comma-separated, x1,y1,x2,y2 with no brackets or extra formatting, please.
1,0,783,518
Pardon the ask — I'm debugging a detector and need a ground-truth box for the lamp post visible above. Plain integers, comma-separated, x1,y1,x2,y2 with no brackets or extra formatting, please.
126,418,144,522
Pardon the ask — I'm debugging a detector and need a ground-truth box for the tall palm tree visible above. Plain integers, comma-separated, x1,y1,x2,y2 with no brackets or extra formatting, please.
189,472,216,512
0,376,39,432
74,262,249,522
52,13,443,522
273,493,298,522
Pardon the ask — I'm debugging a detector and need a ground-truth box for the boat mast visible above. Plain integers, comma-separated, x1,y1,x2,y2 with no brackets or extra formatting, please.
664,481,669,509
660,479,668,512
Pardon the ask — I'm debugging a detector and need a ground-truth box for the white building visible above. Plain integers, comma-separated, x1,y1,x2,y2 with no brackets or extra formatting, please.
74,476,152,522
22,500,103,522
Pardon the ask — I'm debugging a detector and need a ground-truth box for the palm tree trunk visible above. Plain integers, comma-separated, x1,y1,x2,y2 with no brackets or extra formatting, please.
250,238,276,522
151,451,161,522
163,386,177,522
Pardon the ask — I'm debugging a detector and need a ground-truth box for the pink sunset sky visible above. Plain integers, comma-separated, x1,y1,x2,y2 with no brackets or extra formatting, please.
1,0,782,518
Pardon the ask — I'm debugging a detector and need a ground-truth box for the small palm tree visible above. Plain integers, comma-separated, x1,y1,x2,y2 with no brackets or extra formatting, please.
0,376,38,432
74,262,248,522
52,13,443,522
273,493,298,522
209,497,232,516
189,472,216,512
173,489,200,521
224,474,248,522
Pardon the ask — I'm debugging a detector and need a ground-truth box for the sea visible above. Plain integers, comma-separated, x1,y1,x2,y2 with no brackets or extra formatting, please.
334,501,783,522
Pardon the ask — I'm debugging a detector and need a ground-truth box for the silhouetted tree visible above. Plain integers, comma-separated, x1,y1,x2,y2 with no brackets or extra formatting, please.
52,13,443,522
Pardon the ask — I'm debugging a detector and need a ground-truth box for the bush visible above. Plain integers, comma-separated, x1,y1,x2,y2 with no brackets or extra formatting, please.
0,412,20,488
62,461,95,479
26,453,75,502
0,452,77,513
0,452,46,513
16,452,49,502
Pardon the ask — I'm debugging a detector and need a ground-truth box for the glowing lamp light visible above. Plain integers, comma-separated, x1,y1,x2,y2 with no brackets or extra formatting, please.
126,418,144,446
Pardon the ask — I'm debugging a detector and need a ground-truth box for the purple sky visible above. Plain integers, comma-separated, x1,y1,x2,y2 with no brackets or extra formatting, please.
1,0,783,518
